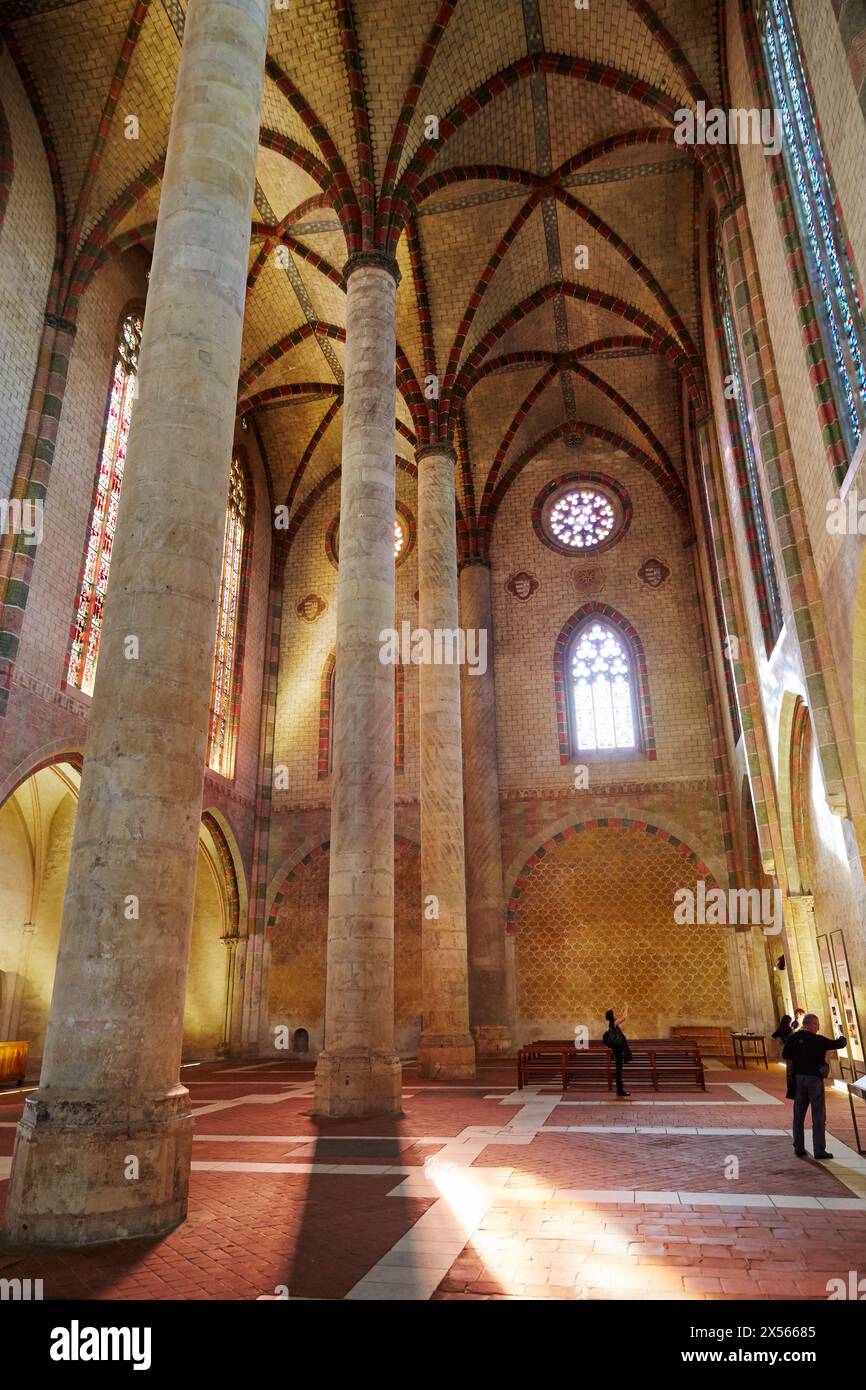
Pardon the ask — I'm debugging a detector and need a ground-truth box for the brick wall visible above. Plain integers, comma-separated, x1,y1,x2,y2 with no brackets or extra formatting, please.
271,463,420,808
489,434,716,791
511,827,734,1043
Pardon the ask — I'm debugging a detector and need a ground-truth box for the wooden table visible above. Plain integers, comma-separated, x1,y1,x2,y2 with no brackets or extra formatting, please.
732,1033,768,1069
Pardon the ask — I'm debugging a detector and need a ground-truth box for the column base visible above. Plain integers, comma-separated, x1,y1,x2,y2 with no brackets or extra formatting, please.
3,1085,193,1247
313,1049,402,1118
417,1032,477,1080
472,1024,513,1058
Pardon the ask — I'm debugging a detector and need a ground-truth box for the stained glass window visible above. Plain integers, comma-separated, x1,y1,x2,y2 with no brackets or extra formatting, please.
208,458,247,777
758,0,866,457
715,235,784,654
67,310,142,695
547,488,617,550
394,518,404,557
570,621,638,752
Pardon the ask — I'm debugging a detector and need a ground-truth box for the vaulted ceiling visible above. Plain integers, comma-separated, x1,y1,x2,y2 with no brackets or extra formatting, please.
3,0,735,558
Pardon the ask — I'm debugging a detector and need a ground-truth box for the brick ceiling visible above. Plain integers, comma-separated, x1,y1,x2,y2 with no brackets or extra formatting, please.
2,0,729,557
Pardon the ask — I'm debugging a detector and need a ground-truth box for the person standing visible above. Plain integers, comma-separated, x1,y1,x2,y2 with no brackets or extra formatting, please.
772,1014,796,1097
772,1014,794,1046
782,1013,846,1159
603,1006,631,1098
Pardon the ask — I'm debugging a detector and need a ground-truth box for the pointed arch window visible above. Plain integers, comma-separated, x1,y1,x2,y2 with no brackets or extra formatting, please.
66,309,142,695
757,0,866,457
207,458,247,777
568,620,639,753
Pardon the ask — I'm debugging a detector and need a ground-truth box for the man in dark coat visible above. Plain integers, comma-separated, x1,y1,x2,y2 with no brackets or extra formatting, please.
782,1014,846,1159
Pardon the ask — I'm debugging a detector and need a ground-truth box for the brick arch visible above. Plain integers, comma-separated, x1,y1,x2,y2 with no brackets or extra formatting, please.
508,822,732,1042
479,420,688,560
450,282,703,421
247,223,343,299
383,54,734,249
65,154,165,317
2,29,67,320
478,365,682,533
410,131,682,213
506,819,718,929
283,456,417,555
427,189,698,446
553,603,656,764
200,811,242,938
259,64,361,246
238,322,346,394
267,831,420,930
0,745,84,814
777,692,815,898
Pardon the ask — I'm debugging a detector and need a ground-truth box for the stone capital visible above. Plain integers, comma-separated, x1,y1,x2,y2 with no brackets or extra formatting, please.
415,440,456,465
343,250,401,286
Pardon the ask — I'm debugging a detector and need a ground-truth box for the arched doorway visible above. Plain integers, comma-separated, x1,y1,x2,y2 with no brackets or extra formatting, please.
0,760,80,1065
0,759,244,1071
182,816,243,1059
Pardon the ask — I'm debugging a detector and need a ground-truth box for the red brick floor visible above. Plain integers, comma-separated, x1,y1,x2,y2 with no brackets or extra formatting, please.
1,1058,864,1301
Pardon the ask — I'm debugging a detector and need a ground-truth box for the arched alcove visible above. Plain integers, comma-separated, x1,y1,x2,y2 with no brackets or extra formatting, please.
0,760,80,1067
508,822,734,1043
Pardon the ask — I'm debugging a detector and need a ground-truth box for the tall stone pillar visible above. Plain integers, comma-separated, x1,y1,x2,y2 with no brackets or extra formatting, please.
313,252,402,1118
416,444,476,1080
4,0,269,1245
459,560,512,1056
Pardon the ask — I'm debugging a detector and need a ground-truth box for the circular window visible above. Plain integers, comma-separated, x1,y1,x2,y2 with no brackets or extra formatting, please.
326,502,415,569
533,474,631,556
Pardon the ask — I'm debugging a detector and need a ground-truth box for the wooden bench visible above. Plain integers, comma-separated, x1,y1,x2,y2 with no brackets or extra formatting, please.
517,1038,705,1093
672,1025,734,1059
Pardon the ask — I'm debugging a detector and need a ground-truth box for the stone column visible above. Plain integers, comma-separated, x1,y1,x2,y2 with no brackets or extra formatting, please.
4,0,269,1245
416,444,476,1079
219,933,241,1058
459,560,512,1055
313,252,402,1118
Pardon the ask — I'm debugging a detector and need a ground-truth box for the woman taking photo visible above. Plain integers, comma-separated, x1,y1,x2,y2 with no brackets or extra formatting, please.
603,1005,632,1098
